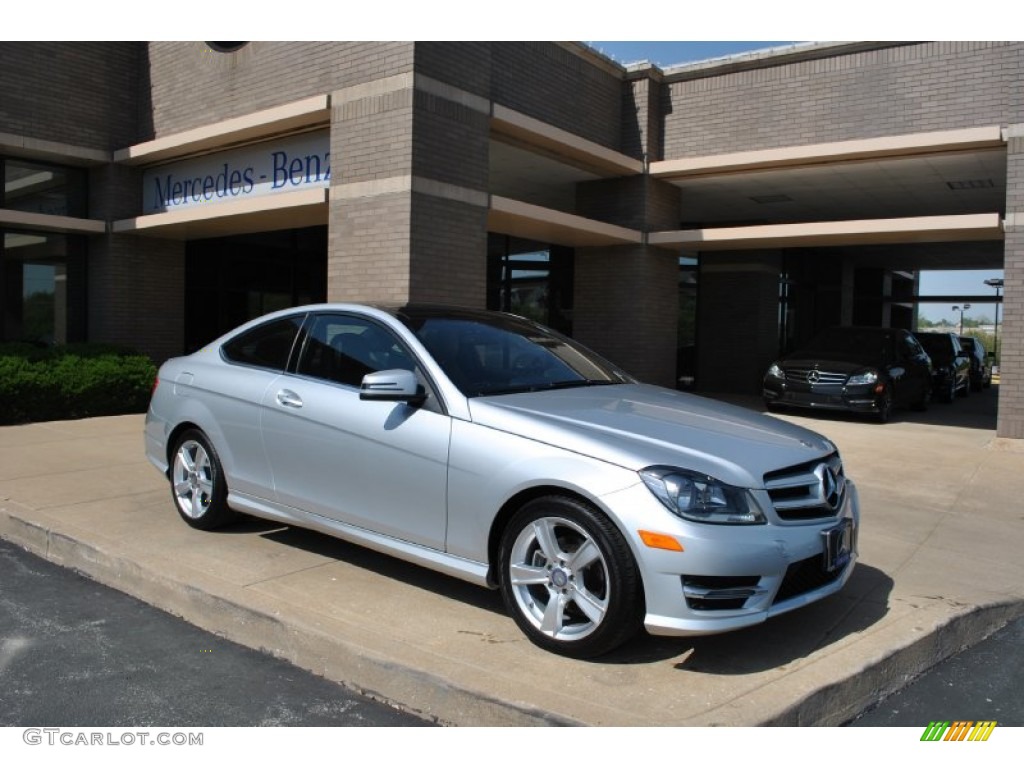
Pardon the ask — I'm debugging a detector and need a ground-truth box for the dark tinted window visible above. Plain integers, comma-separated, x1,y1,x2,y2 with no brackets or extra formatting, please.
221,315,304,370
396,308,631,397
915,333,955,361
899,333,925,359
296,314,415,387
804,328,893,359
959,336,983,355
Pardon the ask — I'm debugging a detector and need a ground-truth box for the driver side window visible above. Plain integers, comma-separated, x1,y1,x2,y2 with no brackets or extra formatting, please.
296,314,415,388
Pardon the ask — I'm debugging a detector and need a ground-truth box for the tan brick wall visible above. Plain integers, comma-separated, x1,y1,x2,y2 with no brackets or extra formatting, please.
662,42,1021,159
998,133,1024,437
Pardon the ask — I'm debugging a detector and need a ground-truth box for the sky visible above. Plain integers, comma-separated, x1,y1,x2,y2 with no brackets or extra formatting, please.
589,41,799,68
593,41,1005,326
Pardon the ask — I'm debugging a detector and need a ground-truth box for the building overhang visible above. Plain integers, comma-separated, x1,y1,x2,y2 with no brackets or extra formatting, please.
111,187,327,239
0,209,106,235
649,213,1004,251
114,95,330,166
488,196,642,247
0,131,109,166
491,105,644,177
650,126,1006,179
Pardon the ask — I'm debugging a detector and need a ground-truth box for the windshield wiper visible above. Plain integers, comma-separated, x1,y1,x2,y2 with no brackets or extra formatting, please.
473,379,619,397
541,379,618,390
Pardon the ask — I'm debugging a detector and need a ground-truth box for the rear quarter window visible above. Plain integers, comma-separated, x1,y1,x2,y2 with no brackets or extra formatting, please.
221,315,305,370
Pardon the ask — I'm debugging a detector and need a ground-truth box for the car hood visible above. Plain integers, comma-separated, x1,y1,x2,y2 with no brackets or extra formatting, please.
779,354,880,372
468,384,836,489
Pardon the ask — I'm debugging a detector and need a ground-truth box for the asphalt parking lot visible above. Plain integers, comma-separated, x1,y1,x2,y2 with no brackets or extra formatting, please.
1,385,1021,726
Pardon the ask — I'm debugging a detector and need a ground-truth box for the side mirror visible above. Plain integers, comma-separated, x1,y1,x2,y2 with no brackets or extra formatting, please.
360,369,426,404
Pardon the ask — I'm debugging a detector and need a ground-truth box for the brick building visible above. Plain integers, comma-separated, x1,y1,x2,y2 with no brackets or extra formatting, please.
1,41,1021,437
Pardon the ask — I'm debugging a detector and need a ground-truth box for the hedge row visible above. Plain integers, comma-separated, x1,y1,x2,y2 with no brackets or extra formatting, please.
0,343,157,425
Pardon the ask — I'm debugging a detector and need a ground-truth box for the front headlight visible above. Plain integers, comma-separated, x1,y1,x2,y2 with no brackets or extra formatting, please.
847,370,878,386
766,363,784,379
639,466,765,525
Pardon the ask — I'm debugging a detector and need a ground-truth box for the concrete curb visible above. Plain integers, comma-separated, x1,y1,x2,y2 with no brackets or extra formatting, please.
764,601,1024,725
3,497,1021,727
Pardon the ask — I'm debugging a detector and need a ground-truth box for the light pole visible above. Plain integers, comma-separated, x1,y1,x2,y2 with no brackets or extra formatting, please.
952,303,971,335
985,278,1004,367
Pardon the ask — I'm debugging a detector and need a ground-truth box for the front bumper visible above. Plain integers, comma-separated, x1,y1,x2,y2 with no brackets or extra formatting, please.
763,380,883,415
601,479,860,636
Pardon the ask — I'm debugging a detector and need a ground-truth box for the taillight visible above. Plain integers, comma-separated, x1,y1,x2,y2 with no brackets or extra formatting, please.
151,376,160,397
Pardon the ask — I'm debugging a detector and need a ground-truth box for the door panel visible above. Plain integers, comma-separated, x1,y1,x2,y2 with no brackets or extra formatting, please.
258,313,451,550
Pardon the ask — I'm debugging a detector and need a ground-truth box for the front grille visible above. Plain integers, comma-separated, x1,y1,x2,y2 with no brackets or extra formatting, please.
783,367,847,386
764,454,846,521
773,553,842,604
682,575,761,611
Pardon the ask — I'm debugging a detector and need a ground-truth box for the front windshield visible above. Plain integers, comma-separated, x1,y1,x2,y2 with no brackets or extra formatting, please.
396,309,633,397
802,328,891,358
916,333,952,360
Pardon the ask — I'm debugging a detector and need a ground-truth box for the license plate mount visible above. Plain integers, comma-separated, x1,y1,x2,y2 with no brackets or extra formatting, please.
822,518,853,573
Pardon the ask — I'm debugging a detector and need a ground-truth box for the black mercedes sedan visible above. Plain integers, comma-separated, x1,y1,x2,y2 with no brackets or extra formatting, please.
763,327,933,423
912,331,972,402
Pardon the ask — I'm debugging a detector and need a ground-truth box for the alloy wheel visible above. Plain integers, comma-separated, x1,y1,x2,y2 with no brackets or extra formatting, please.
173,439,215,519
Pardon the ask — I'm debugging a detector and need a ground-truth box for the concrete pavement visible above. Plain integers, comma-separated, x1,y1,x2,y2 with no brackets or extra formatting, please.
1,388,1022,726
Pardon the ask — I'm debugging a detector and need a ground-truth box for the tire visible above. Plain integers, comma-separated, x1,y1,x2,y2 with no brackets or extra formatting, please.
874,386,893,424
170,429,235,530
941,379,956,404
913,380,930,412
499,496,643,658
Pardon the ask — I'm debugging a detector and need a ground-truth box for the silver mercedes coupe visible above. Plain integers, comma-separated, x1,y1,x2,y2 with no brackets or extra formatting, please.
145,304,859,657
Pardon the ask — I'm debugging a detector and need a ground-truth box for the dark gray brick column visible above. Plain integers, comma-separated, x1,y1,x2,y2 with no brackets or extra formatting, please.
87,164,184,363
574,176,681,386
697,252,783,394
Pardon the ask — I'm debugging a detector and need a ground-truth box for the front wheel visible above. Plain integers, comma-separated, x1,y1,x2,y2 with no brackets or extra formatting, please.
499,496,643,658
873,386,893,423
170,429,235,530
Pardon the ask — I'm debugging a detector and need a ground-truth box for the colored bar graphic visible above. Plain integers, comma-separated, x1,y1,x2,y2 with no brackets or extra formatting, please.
920,720,997,741
921,721,950,741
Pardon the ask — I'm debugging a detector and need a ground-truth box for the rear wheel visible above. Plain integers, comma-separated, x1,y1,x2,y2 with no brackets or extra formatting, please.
499,496,643,658
874,386,893,423
170,429,235,530
913,380,931,412
941,378,956,404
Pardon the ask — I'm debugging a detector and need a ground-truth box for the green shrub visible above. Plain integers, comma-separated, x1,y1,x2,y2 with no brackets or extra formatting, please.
0,344,157,425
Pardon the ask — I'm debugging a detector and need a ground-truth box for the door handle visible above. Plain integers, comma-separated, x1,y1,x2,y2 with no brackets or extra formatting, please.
276,389,303,408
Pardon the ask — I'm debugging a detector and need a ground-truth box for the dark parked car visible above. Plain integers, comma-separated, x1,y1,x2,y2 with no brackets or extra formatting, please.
912,332,972,402
958,336,992,391
763,326,932,423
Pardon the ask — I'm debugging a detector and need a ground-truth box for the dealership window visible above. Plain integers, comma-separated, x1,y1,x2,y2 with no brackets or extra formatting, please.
1,158,88,345
2,157,87,217
185,227,327,352
486,234,574,335
677,255,698,389
1,230,86,344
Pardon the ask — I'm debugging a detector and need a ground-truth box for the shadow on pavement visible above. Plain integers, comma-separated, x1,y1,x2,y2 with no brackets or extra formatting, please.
601,564,893,669
210,515,894,670
257,524,508,615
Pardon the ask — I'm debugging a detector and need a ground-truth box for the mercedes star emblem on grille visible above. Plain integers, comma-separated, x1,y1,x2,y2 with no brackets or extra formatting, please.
813,462,845,510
